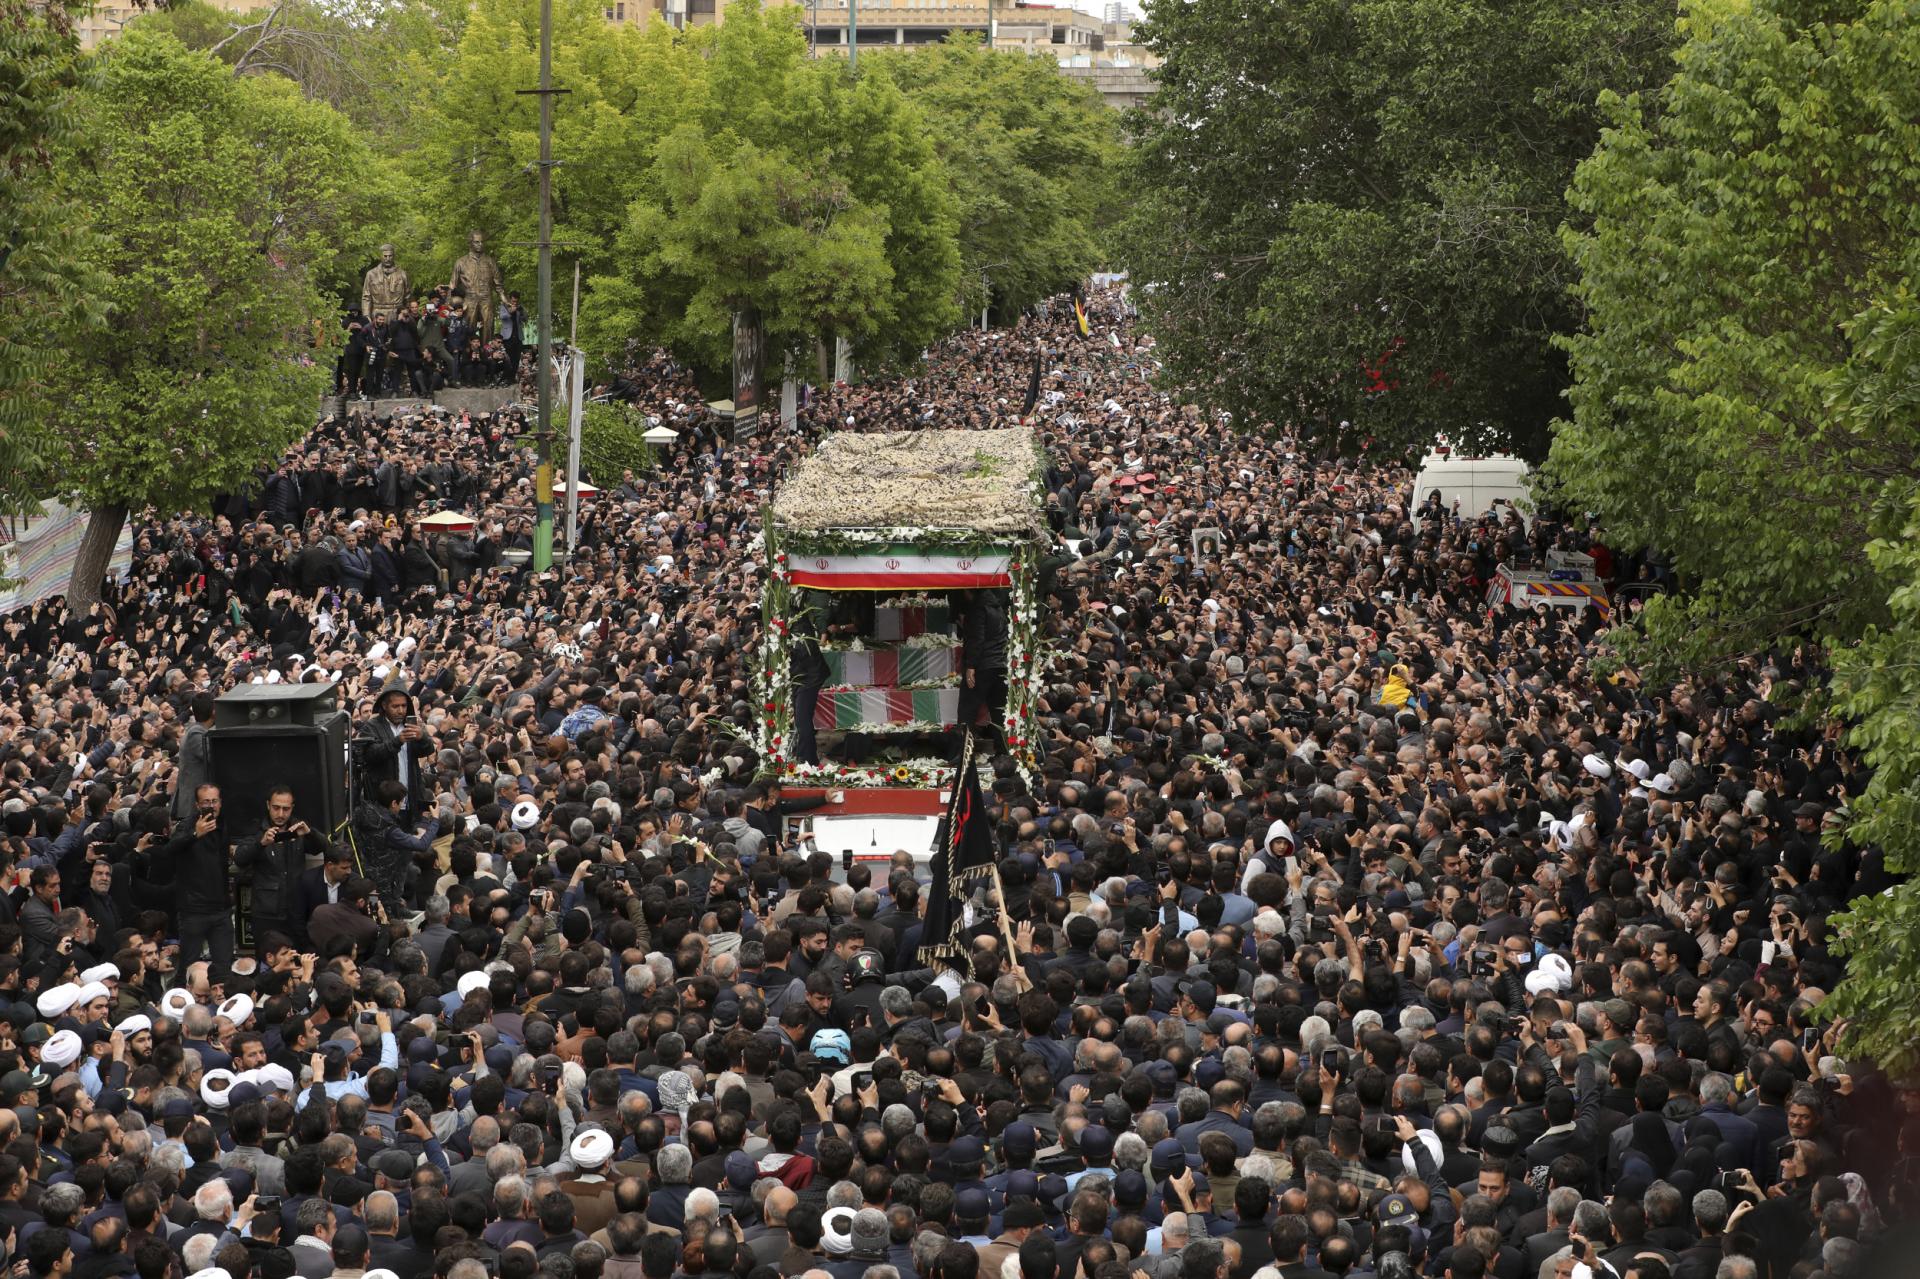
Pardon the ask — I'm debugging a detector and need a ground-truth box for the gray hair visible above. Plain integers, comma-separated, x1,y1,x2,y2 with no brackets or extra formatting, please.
1693,1189,1729,1233
1183,1236,1226,1279
826,1179,863,1210
486,1143,527,1180
881,1105,918,1142
1113,1132,1149,1172
1571,1200,1609,1241
181,1236,218,1276
655,1144,692,1184
1699,1073,1735,1106
684,1188,718,1223
495,1175,528,1218
1821,1237,1861,1279
1547,1187,1579,1225
425,895,450,925
1714,1259,1758,1279
878,986,913,1018
365,1191,399,1233
44,1183,88,1220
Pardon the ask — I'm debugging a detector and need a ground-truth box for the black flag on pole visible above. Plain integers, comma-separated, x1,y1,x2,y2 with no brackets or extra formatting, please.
919,732,996,967
1020,346,1043,418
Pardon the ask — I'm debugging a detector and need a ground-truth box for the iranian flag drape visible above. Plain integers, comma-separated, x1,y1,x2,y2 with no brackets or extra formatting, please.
823,645,960,686
874,603,953,640
814,686,960,729
787,546,1012,590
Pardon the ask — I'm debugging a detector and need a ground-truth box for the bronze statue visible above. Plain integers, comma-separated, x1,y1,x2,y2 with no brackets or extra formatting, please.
448,230,507,336
360,244,411,323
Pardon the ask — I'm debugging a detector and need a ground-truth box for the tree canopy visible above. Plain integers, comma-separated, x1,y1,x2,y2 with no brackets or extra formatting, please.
1546,0,1920,1074
1120,0,1675,456
867,36,1121,325
0,0,104,517
581,1,960,376
43,30,394,600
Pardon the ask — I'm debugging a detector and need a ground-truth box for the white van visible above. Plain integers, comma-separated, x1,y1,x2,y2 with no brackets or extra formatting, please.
1409,453,1533,531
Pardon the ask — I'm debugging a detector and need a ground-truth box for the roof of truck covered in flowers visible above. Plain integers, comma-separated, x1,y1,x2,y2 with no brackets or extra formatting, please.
768,427,1046,539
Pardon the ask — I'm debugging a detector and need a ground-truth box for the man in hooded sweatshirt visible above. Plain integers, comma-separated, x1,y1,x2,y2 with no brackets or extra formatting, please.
360,685,430,827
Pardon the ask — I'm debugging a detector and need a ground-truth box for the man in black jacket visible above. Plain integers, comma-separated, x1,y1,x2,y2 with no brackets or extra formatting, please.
360,686,430,827
957,589,1008,746
155,783,236,974
234,785,330,953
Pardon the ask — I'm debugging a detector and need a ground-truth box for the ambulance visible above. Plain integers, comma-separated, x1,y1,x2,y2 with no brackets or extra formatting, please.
1486,550,1611,620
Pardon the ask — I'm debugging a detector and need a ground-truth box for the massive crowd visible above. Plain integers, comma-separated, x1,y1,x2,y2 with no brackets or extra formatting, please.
0,288,1904,1279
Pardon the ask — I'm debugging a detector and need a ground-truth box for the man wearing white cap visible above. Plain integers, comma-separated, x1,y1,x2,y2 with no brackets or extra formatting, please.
560,1127,619,1234
71,983,111,1026
35,984,81,1024
40,1030,81,1073
82,1018,148,1100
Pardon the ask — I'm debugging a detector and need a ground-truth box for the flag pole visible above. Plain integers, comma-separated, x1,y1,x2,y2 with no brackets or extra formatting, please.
988,862,1028,990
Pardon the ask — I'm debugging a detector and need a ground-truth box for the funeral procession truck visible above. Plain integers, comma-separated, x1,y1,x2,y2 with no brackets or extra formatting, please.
753,427,1048,875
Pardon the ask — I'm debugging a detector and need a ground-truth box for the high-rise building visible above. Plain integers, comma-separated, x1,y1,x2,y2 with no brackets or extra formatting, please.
1104,1,1127,22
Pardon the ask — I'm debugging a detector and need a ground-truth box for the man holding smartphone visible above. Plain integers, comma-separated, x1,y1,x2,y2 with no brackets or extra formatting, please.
358,684,431,827
154,782,238,975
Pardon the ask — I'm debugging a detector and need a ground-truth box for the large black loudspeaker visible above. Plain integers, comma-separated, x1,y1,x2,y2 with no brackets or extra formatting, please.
213,682,338,728
209,698,351,838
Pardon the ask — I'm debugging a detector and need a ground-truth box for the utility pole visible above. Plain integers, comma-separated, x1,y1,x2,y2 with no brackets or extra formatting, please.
848,0,857,72
518,0,566,571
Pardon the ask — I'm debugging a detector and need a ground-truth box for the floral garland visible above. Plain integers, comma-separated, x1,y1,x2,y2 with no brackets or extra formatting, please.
784,527,1028,555
780,757,983,789
1001,551,1044,771
758,510,794,768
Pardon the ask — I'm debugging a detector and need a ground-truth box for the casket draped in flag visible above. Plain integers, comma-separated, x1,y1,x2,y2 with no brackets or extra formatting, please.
919,732,997,966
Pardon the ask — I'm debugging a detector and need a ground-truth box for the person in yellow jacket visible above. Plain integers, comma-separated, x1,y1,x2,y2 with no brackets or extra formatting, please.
1379,663,1416,710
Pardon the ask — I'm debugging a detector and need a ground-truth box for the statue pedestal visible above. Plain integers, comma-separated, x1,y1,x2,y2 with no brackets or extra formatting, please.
319,386,523,420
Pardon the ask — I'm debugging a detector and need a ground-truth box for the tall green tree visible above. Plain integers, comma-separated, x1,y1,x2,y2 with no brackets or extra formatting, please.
869,36,1121,323
1121,0,1674,455
404,0,691,312
582,0,960,376
46,30,394,603
1547,0,1920,1073
0,0,104,517
141,0,466,143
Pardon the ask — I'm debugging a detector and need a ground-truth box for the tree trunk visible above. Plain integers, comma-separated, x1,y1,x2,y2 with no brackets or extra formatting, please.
66,503,128,610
